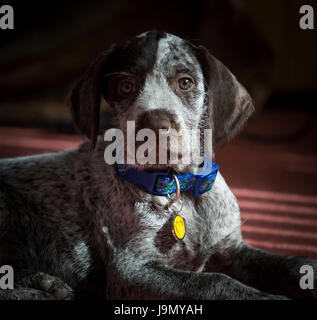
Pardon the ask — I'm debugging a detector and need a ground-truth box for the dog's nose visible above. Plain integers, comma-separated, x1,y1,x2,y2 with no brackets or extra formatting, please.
156,118,171,132
138,110,173,132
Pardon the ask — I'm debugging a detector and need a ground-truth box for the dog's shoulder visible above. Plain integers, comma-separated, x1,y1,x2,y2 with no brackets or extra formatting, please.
0,148,86,217
0,148,79,183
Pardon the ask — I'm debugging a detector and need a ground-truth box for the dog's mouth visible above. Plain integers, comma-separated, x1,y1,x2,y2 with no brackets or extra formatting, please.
126,144,202,174
126,133,198,172
105,121,205,173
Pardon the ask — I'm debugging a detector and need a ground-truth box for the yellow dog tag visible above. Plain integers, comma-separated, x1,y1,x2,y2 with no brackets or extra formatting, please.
173,215,186,240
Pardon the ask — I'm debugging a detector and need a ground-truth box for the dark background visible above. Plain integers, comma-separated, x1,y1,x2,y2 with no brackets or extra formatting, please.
0,0,316,126
0,0,317,259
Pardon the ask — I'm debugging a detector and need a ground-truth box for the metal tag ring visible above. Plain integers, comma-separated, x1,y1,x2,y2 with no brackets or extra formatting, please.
171,174,181,203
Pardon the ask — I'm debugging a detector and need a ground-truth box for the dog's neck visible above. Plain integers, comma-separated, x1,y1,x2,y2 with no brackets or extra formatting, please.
115,157,219,197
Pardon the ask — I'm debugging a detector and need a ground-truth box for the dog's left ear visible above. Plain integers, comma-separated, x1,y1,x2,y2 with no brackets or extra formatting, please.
192,45,254,145
71,46,116,149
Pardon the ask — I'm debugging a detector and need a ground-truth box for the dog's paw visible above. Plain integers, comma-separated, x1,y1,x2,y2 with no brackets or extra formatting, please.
247,289,289,300
17,272,74,300
260,293,290,300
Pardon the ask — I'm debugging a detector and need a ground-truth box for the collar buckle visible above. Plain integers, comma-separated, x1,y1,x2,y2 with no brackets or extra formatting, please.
193,164,219,196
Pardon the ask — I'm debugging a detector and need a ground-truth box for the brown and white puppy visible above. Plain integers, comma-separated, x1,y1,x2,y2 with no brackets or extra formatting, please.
0,31,316,300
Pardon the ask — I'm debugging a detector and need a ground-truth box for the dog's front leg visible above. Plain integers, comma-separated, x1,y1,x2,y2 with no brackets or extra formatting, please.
215,242,317,299
111,255,287,300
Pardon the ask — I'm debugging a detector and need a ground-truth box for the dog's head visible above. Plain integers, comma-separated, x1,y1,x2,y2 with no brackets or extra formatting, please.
71,30,254,171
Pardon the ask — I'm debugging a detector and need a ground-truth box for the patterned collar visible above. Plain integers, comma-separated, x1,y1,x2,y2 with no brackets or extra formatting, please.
115,157,219,196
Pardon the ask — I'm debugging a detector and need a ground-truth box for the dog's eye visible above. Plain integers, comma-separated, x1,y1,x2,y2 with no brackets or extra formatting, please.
118,80,136,95
178,77,194,90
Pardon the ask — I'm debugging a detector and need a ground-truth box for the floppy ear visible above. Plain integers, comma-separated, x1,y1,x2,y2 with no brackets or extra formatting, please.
194,45,254,145
71,46,116,149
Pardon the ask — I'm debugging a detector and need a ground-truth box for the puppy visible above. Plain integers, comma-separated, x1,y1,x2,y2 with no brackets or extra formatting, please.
0,31,316,300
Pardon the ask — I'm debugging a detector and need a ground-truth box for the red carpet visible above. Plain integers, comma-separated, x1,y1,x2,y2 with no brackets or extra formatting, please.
235,188,317,260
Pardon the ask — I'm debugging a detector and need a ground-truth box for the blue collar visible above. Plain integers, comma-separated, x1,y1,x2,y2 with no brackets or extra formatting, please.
115,157,219,196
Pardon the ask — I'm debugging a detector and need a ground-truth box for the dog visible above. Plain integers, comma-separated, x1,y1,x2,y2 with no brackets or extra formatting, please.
0,30,316,300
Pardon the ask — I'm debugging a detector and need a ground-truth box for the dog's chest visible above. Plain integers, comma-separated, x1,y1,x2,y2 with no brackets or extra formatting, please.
140,192,237,272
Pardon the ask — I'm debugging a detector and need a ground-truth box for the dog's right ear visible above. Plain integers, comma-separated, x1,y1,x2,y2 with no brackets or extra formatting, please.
71,46,116,150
